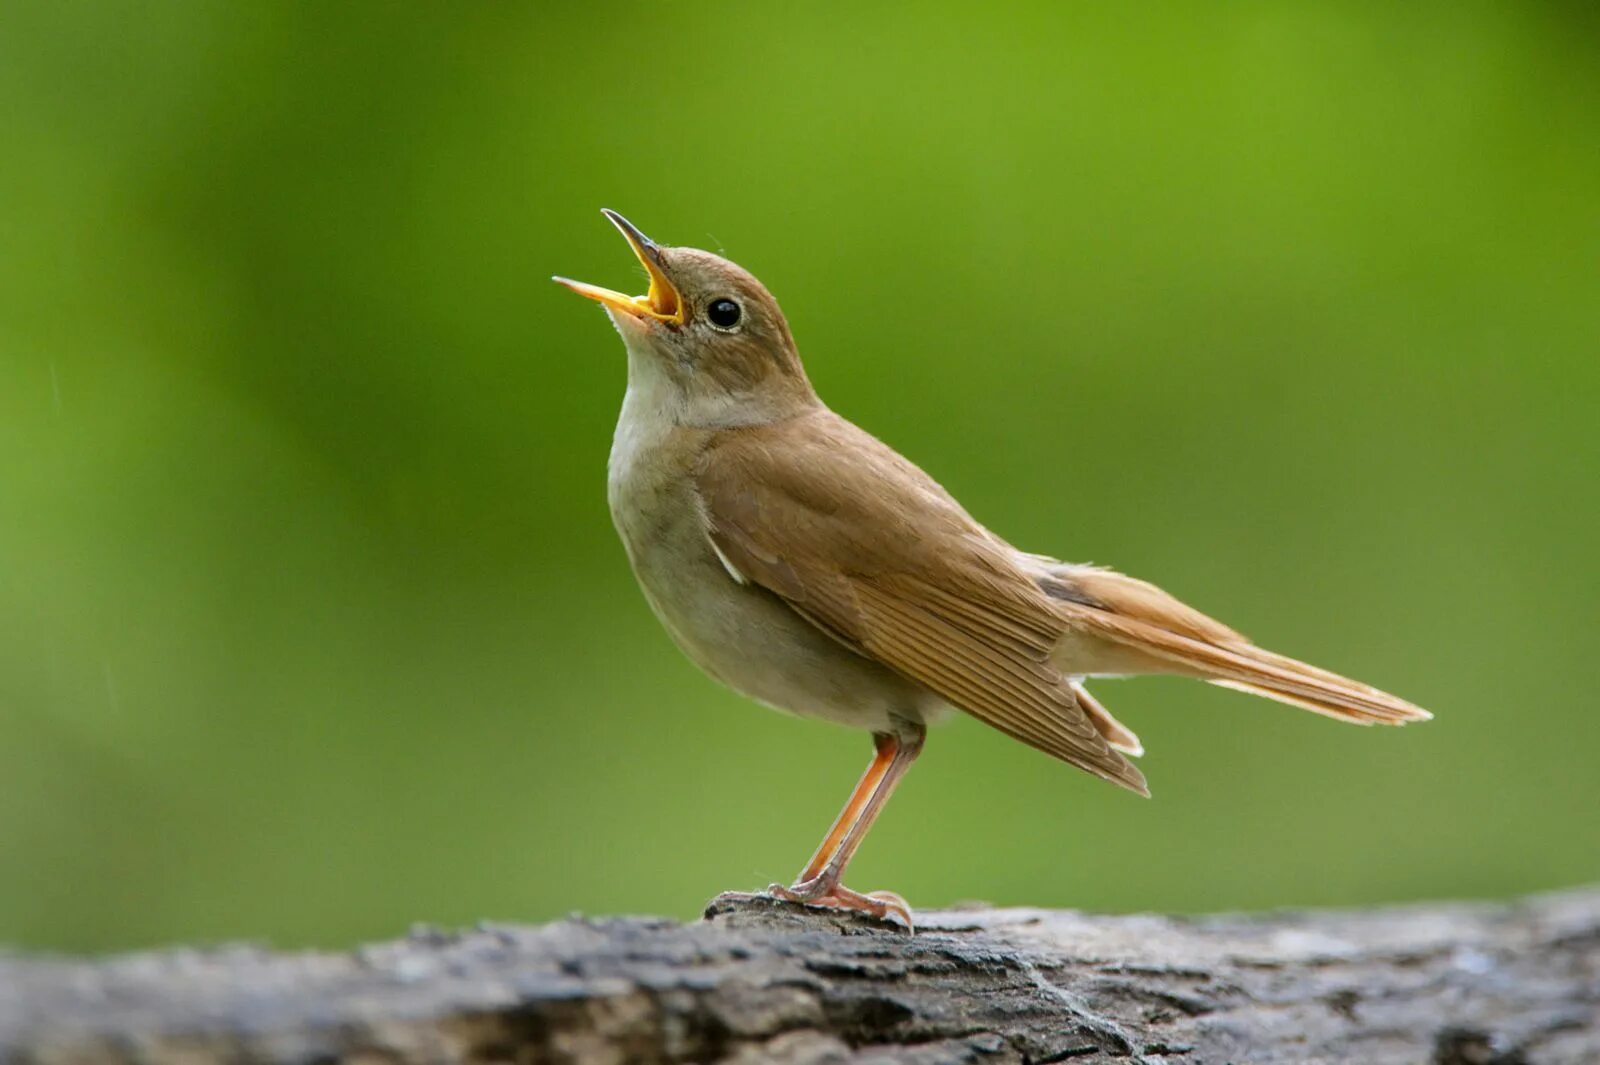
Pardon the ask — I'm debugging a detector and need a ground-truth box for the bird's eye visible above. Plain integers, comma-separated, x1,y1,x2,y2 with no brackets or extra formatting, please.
706,298,742,329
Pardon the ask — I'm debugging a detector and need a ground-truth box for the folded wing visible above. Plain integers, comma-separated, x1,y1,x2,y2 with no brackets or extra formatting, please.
695,411,1148,795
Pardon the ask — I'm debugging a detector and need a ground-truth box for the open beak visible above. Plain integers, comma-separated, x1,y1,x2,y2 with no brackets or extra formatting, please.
553,209,685,326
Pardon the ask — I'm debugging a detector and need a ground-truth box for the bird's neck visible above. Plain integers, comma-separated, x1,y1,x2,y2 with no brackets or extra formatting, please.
619,334,818,431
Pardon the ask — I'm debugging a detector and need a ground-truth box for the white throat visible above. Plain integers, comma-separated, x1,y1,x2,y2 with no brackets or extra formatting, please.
609,312,801,433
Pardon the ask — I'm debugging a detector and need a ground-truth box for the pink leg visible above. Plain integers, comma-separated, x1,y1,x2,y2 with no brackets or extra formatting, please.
769,723,925,928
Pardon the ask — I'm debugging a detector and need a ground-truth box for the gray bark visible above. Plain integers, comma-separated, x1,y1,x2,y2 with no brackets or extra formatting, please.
3,888,1597,1064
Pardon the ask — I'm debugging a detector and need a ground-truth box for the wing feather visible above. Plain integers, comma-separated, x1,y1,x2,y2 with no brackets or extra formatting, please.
1072,681,1144,757
697,412,1147,795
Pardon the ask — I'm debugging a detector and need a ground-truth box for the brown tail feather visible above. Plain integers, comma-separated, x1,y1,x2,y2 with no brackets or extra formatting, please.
1211,679,1373,724
1038,563,1432,726
1088,610,1429,724
1222,643,1430,724
1050,598,1429,727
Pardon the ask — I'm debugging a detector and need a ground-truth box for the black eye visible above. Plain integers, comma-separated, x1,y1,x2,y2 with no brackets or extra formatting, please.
707,298,742,329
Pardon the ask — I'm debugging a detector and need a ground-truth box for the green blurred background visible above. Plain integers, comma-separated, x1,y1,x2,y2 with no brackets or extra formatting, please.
2,3,1597,953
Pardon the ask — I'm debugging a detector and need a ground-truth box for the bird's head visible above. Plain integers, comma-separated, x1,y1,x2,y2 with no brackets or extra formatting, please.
555,211,816,426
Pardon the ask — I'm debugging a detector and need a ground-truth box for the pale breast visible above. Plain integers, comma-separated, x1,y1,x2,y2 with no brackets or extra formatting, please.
606,393,933,733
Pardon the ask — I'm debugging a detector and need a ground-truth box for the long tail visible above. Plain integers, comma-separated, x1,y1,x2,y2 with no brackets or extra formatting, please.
1044,565,1432,726
1202,644,1430,725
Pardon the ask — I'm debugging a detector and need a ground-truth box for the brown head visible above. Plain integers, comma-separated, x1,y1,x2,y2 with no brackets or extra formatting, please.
555,211,817,427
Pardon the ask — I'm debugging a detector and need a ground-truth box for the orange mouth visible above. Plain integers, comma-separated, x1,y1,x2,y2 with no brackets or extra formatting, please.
553,209,683,325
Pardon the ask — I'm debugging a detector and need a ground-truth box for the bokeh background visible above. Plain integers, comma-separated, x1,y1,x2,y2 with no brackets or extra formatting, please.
3,3,1597,953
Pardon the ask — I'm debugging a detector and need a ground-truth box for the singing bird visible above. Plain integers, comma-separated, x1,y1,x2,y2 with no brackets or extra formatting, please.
555,211,1430,929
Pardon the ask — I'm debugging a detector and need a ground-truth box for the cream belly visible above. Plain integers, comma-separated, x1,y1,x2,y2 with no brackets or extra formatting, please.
608,392,940,734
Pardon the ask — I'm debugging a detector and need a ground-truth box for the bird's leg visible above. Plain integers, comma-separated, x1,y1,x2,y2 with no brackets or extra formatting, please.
794,731,898,884
768,722,925,927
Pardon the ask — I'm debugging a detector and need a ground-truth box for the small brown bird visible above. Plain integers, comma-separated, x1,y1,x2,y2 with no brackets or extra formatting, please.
556,210,1430,929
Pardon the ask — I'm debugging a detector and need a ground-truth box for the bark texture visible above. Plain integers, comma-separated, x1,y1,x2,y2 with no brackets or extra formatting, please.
3,888,1597,1064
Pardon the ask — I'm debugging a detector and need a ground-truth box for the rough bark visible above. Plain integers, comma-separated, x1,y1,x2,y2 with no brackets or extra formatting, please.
3,888,1597,1064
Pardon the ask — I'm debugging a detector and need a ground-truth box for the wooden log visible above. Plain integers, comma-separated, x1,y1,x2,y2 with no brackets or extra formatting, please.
4,887,1597,1063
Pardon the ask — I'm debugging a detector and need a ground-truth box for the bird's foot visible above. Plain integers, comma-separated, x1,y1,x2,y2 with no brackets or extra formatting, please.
767,879,914,931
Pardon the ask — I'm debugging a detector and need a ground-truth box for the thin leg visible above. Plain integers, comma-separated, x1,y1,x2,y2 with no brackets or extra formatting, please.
769,722,926,927
795,732,898,884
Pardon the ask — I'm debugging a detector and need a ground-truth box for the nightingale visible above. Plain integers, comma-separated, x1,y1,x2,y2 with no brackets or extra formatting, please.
555,210,1431,929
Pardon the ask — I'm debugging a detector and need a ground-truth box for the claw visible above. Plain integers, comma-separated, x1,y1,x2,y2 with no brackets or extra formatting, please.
764,881,914,931
865,890,913,930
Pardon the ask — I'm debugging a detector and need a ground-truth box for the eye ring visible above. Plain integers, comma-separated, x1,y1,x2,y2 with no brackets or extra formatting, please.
706,297,742,330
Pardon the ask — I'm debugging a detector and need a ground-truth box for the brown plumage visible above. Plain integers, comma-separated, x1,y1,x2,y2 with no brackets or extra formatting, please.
556,210,1430,928
699,411,1149,794
698,411,1428,801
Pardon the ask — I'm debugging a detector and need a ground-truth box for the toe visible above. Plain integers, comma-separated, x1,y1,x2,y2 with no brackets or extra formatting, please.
865,890,914,931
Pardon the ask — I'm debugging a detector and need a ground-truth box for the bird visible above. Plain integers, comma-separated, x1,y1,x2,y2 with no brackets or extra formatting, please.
554,210,1431,930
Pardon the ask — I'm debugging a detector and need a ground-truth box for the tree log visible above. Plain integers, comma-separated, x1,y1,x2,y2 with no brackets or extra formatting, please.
3,888,1597,1064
